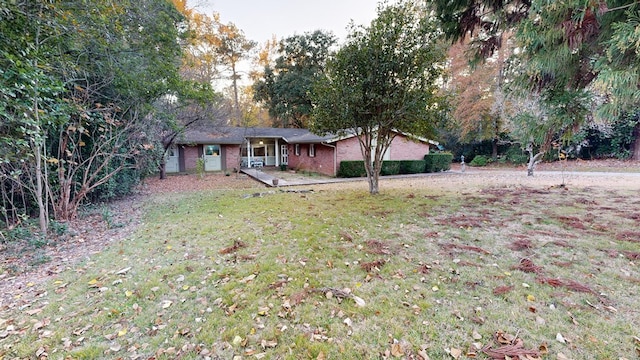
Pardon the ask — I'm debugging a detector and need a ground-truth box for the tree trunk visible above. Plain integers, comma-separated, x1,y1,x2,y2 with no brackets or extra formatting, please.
34,142,48,234
492,138,498,160
527,150,544,177
631,122,640,160
159,159,167,180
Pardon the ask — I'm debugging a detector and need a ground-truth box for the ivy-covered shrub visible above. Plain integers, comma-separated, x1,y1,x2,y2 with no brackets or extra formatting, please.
424,153,452,172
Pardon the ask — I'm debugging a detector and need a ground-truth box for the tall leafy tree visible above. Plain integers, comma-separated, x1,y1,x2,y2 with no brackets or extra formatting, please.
1,0,193,227
311,0,446,194
254,30,337,128
444,37,513,158
434,0,640,161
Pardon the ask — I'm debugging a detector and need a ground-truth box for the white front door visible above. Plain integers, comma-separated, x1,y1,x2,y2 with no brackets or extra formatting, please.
203,145,221,171
281,145,288,165
166,145,179,173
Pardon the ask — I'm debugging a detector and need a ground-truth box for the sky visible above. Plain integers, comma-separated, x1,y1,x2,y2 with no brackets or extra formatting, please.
192,0,381,46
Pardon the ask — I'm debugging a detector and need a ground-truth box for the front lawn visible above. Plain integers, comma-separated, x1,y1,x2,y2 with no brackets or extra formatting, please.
2,177,639,359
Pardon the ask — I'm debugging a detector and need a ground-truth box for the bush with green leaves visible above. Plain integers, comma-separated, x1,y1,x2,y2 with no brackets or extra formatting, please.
424,153,452,172
469,155,489,167
399,160,427,174
380,161,401,176
337,161,367,178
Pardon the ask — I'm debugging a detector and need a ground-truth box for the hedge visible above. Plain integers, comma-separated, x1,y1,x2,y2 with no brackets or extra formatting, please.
399,160,427,174
380,161,401,176
424,153,452,172
337,161,367,178
337,160,428,177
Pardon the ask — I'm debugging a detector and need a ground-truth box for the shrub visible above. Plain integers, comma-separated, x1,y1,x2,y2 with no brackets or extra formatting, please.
380,161,401,176
424,153,452,172
338,161,367,178
469,155,489,167
504,147,528,165
399,160,427,174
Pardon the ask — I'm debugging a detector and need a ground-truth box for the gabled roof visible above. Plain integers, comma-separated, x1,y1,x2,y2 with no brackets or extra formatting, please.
176,127,334,145
176,126,437,145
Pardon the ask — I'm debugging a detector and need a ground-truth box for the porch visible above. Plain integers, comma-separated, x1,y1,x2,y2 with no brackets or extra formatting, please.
240,138,288,169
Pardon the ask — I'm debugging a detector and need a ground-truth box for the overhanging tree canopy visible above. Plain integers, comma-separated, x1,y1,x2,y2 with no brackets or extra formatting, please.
434,0,640,160
311,0,447,194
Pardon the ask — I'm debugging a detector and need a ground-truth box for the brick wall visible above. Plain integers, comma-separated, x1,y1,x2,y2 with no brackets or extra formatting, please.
389,135,430,160
182,145,200,172
224,145,241,170
287,143,336,176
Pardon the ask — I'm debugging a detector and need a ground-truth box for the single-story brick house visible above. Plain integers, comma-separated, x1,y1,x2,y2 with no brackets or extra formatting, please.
167,127,437,177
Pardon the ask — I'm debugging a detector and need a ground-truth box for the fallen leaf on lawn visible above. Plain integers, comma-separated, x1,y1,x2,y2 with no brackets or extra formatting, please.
115,267,131,275
257,306,270,316
117,329,127,337
526,294,536,302
556,353,570,360
556,333,566,344
472,330,482,340
125,290,133,297
418,348,430,360
448,347,462,359
87,279,98,285
391,342,404,357
25,308,43,316
316,351,326,360
352,295,366,307
261,339,278,348
110,343,122,352
343,318,353,327
35,347,47,357
232,335,243,346
539,342,548,354
161,300,173,309
239,274,256,283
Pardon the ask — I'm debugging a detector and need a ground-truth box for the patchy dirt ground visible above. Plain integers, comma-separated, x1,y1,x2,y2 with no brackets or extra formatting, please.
1,160,639,311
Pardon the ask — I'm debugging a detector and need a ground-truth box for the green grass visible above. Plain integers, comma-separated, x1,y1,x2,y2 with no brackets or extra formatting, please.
1,184,639,359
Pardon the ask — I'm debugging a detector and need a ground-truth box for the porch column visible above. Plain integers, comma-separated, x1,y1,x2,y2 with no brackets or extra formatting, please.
275,138,280,167
247,139,252,167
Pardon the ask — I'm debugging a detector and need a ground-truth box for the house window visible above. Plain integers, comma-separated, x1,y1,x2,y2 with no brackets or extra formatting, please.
308,144,315,157
294,144,300,156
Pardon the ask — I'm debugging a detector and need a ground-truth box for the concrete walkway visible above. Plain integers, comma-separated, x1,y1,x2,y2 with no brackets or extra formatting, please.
240,168,471,187
240,168,359,187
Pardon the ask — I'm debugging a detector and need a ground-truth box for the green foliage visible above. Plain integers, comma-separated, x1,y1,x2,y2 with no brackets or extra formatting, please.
5,226,33,243
311,0,447,193
339,160,430,177
380,161,401,176
49,220,68,236
398,160,427,174
196,158,205,178
424,153,452,172
504,146,529,165
469,155,489,167
337,161,367,178
253,31,337,128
